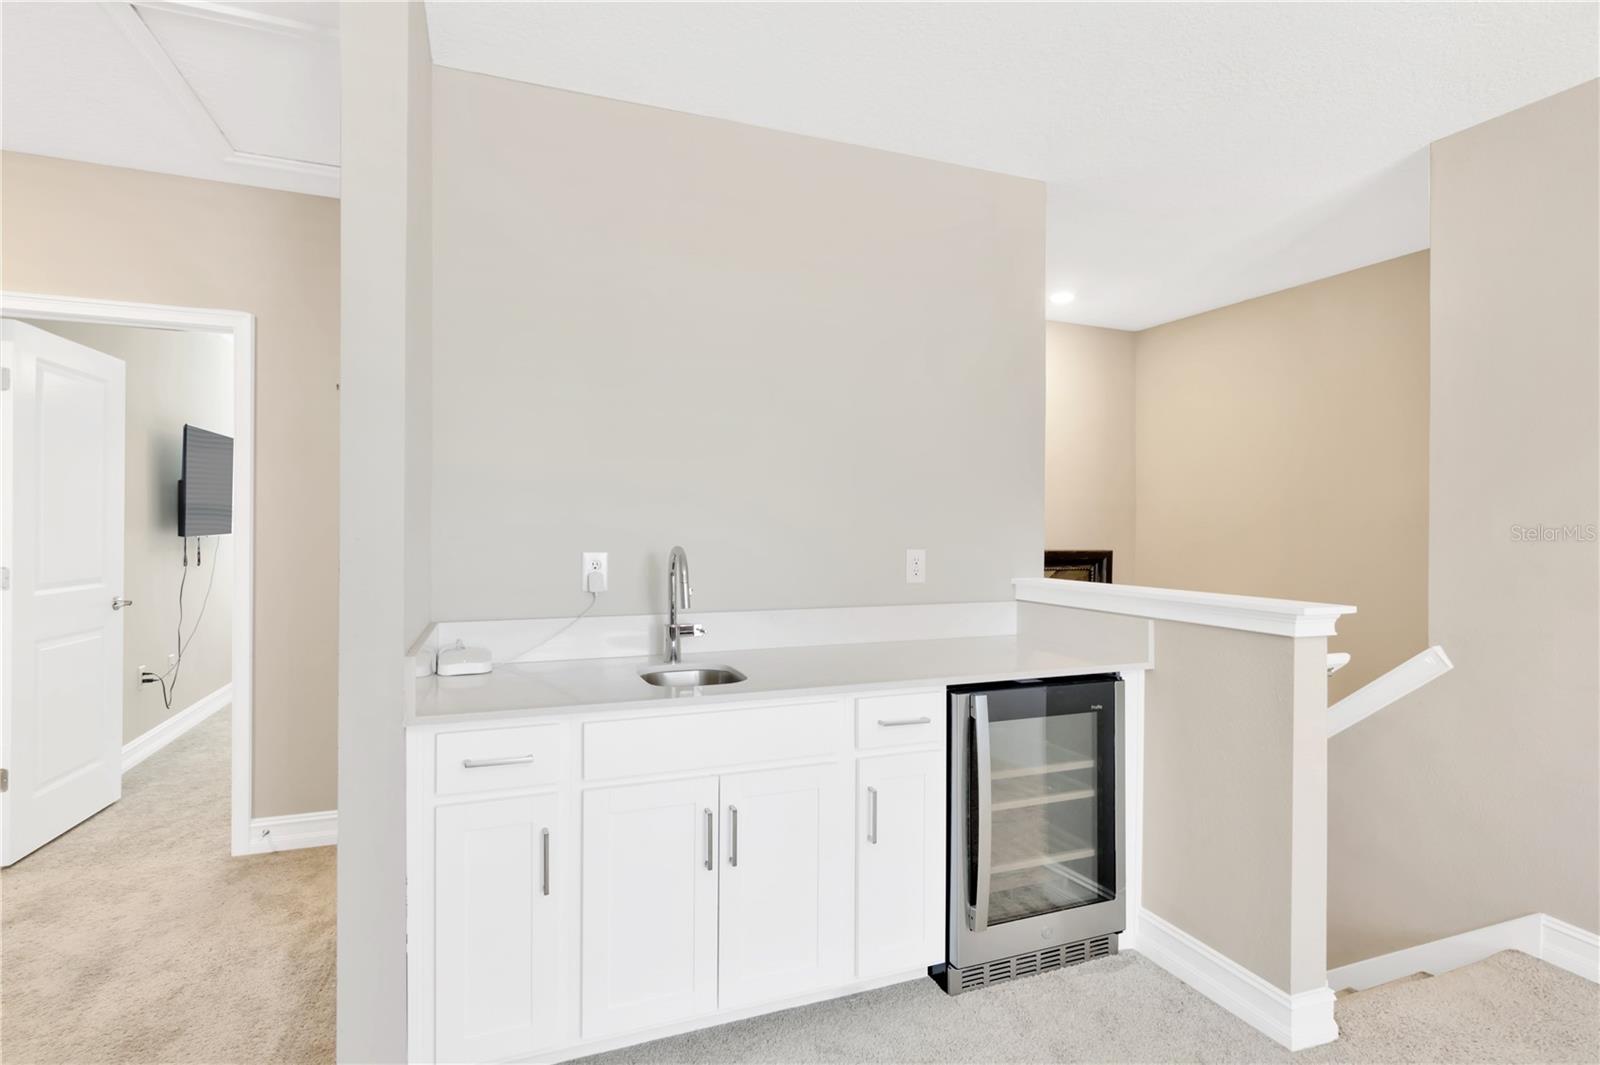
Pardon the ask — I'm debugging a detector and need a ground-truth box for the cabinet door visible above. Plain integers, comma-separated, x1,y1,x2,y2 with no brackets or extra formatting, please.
435,792,564,1063
582,777,720,1039
719,762,853,1008
857,751,947,978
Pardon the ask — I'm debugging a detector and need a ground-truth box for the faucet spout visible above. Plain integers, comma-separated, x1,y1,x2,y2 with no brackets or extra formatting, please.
666,546,699,663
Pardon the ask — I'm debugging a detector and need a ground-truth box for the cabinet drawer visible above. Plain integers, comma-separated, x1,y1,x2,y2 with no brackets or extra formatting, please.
854,691,943,749
436,724,566,796
583,700,847,780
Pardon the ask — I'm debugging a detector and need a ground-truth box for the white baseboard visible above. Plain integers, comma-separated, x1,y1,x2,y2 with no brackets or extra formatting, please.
1540,915,1600,983
122,683,232,773
1327,913,1599,991
1134,909,1338,1051
244,810,337,854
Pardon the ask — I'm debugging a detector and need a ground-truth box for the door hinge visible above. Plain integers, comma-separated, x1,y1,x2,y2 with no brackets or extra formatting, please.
1,768,8,793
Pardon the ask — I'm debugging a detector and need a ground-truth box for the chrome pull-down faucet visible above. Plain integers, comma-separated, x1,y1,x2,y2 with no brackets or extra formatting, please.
666,545,703,663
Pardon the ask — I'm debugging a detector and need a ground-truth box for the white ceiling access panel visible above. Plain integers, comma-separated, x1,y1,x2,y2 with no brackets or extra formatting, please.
1,1,339,197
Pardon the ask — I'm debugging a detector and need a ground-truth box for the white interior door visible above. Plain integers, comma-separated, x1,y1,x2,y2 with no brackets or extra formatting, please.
1,318,126,867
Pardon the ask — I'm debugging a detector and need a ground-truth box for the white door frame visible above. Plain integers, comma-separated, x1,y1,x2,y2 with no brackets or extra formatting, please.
1,291,256,857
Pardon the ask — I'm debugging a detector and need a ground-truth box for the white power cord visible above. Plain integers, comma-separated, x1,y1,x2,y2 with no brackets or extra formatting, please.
519,592,599,657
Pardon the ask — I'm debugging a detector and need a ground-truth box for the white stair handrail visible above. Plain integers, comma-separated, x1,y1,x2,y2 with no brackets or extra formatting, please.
1328,645,1453,737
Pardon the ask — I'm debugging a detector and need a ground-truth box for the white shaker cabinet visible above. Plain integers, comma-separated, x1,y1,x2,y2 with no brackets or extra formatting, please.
410,686,950,1064
718,763,853,1008
856,750,947,979
434,792,566,1063
581,776,721,1040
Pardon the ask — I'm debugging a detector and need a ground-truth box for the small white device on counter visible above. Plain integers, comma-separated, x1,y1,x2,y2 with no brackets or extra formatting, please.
437,643,493,677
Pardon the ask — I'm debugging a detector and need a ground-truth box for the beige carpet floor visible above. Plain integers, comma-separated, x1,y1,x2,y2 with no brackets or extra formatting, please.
0,711,335,1065
577,949,1600,1064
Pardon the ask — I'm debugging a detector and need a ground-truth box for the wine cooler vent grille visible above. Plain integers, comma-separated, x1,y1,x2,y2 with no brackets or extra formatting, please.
945,933,1117,995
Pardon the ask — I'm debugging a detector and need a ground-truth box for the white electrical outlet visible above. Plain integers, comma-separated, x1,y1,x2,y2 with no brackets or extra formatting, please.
582,552,608,593
906,548,926,584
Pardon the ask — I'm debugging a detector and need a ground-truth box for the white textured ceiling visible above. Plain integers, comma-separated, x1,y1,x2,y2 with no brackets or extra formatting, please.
1,2,339,198
426,2,1598,330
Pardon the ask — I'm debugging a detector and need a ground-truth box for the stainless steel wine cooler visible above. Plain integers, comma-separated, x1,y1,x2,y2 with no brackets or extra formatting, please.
939,674,1125,994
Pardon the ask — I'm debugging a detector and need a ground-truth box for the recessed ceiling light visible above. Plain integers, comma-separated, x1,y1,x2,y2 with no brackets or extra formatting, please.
1049,291,1076,306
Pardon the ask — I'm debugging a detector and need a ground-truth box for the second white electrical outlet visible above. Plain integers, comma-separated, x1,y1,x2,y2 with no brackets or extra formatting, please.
906,548,926,584
582,552,608,593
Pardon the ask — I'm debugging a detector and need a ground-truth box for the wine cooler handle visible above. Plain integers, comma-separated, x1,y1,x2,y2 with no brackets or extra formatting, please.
969,693,993,933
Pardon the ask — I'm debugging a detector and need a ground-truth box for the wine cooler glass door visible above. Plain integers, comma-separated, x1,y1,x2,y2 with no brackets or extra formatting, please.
967,679,1118,931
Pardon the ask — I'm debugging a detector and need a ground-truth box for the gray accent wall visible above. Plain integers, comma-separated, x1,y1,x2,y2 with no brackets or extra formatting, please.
429,69,1045,622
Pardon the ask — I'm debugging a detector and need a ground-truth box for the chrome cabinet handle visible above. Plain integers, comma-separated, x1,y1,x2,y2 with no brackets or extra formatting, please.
111,598,134,610
703,808,714,871
541,828,551,896
877,716,931,727
461,754,534,769
728,805,739,867
867,786,878,844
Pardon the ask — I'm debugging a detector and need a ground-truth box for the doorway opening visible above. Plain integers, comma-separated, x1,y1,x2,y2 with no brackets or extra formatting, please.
1,293,255,862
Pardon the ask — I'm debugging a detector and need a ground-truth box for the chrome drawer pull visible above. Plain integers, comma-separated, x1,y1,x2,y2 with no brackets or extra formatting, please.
704,808,714,871
728,805,739,867
867,786,878,844
541,828,551,896
461,754,535,769
877,716,932,727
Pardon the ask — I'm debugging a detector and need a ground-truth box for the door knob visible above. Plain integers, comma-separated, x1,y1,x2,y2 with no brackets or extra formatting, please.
111,598,133,610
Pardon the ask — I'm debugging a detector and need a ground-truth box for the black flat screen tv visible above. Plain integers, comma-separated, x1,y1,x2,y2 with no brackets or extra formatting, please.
178,425,233,537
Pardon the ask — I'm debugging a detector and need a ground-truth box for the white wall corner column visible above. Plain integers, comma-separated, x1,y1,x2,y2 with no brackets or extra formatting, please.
1015,578,1353,1050
338,4,433,1061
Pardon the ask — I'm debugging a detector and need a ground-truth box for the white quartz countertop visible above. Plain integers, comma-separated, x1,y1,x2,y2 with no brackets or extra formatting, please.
410,635,1149,725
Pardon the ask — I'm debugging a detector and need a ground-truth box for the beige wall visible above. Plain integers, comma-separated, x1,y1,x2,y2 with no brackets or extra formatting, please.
337,5,433,1060
1329,80,1600,966
1045,323,1136,576
25,320,234,744
1141,619,1329,993
0,152,339,817
430,69,1045,622
1131,252,1430,702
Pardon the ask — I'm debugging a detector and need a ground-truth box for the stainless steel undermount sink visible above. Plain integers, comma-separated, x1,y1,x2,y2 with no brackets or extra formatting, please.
639,665,747,688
